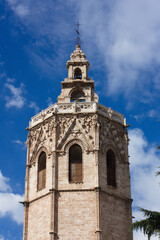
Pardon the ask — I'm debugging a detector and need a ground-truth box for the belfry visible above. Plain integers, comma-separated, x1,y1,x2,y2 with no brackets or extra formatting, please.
23,44,133,240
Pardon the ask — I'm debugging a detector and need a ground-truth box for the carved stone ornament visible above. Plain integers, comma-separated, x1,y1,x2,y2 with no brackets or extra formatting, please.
57,116,75,145
28,117,55,163
99,116,126,160
57,114,96,150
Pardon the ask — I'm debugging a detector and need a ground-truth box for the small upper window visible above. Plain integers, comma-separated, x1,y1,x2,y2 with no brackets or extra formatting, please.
71,89,85,102
37,152,46,190
107,149,116,187
74,68,82,79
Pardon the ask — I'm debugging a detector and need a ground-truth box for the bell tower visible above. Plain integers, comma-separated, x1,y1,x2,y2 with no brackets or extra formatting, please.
23,44,133,240
57,44,98,103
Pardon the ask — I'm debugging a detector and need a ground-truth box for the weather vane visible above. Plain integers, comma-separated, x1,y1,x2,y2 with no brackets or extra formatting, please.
75,22,81,46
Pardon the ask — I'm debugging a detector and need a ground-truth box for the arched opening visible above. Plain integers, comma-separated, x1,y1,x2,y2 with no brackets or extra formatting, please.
37,152,46,190
69,144,82,182
106,149,116,187
70,89,85,102
74,68,82,79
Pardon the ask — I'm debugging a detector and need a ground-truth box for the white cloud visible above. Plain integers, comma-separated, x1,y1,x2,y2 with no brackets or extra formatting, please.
0,170,24,225
6,0,160,101
46,97,53,107
129,128,160,239
6,78,15,83
14,4,29,17
5,83,25,108
0,235,5,240
28,101,39,113
12,140,26,150
77,0,160,100
4,82,40,113
0,171,11,192
0,193,24,224
7,0,29,17
12,140,23,145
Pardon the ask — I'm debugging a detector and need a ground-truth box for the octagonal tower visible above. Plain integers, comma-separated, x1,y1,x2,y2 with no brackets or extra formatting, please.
23,44,133,240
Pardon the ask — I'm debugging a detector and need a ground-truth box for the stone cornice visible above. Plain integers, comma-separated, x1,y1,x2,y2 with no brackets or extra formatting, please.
21,187,132,207
28,102,126,129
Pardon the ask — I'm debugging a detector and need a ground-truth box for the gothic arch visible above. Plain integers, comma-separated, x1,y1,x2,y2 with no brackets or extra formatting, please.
69,86,84,96
69,87,85,102
69,144,83,182
101,140,122,162
63,138,90,154
35,146,49,163
74,67,82,79
37,151,46,190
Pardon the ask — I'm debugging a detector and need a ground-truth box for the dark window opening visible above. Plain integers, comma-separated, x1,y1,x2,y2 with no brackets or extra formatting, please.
74,68,82,79
107,149,116,187
38,152,46,190
71,90,85,102
69,144,82,182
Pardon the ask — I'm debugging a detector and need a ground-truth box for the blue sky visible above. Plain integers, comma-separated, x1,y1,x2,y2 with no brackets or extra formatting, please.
0,0,160,239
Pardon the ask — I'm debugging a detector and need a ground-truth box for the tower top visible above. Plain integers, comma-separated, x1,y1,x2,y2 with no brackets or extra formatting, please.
67,44,88,66
57,44,99,103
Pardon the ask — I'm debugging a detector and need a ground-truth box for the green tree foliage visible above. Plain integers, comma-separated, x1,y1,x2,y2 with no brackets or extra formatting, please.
132,208,160,239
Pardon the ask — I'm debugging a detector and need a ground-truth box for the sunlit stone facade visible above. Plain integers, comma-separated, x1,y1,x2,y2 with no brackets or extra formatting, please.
23,44,133,240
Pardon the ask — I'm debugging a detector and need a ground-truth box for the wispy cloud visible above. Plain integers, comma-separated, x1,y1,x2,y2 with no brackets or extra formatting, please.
28,101,39,113
7,0,29,18
134,108,160,122
0,170,24,225
0,170,11,192
6,0,160,102
46,97,53,107
6,0,77,76
78,0,160,101
12,139,23,145
129,128,160,239
6,78,15,83
4,82,40,113
5,83,25,108
12,140,26,150
0,235,4,240
0,192,24,224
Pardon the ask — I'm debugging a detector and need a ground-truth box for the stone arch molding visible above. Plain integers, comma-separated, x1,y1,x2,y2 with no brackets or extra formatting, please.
101,141,121,163
30,146,49,165
69,86,85,98
63,138,90,154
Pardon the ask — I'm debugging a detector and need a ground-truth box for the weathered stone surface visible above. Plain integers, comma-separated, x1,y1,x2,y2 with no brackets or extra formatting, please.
23,45,133,240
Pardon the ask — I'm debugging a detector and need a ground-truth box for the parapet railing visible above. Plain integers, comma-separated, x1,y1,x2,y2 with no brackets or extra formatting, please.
29,102,125,128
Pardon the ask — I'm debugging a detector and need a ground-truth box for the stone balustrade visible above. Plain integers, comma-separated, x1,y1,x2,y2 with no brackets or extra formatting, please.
29,102,126,128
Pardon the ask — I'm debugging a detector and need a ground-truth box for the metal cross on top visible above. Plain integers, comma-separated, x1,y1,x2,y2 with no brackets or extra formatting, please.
75,22,81,46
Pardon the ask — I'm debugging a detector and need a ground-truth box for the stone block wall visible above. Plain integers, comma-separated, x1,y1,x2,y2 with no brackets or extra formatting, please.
100,191,133,240
27,194,51,240
58,191,96,240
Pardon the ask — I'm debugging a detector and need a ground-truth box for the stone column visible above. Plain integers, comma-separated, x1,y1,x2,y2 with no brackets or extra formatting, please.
49,120,58,240
23,137,31,240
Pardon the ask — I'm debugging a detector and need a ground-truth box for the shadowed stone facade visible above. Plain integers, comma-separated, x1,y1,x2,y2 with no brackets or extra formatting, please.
23,44,133,240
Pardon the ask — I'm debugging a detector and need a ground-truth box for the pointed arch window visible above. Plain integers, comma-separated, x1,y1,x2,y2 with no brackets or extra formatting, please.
37,152,46,190
107,149,116,187
71,89,85,102
69,144,82,182
74,68,82,79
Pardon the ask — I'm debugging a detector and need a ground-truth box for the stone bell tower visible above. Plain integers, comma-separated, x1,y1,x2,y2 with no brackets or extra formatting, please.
23,44,133,240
